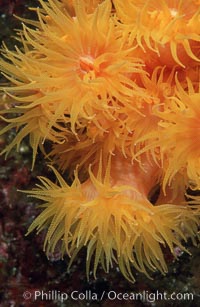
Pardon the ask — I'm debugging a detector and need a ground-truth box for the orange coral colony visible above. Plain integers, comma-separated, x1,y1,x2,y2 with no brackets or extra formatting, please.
0,0,200,282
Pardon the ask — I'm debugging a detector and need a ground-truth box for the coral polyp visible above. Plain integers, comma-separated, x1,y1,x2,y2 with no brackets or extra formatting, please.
26,156,199,282
114,0,200,68
0,0,200,282
0,0,145,162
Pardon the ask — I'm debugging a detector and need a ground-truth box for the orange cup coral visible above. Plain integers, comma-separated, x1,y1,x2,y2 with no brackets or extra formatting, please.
0,0,200,282
26,154,199,282
114,0,200,68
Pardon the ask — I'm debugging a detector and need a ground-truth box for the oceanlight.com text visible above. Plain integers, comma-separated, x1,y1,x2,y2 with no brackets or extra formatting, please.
23,289,194,303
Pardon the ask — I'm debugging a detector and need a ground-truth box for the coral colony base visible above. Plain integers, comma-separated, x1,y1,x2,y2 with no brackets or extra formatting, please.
0,0,200,282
